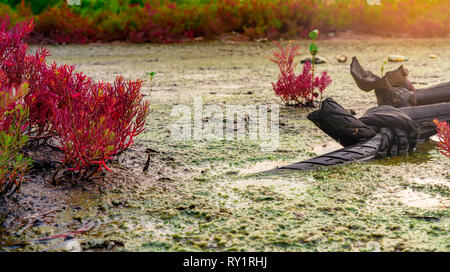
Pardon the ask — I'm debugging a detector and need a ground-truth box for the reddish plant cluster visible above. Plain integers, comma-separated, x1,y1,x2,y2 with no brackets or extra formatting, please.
49,65,150,174
270,41,331,106
0,18,150,192
0,18,54,136
34,4,96,44
434,119,450,158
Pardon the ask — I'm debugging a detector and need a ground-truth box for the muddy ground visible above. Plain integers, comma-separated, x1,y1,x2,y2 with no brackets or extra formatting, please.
0,38,449,251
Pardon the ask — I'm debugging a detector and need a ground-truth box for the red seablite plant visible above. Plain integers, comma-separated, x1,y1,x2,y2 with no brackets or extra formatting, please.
24,47,55,137
49,65,150,175
0,17,151,186
0,18,33,86
269,41,300,75
270,41,331,106
0,17,54,137
434,119,450,158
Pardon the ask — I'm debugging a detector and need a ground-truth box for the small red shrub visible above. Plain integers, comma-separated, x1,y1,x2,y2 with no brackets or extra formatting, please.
48,64,150,175
270,41,331,106
269,41,300,75
0,18,33,86
0,17,55,137
24,47,55,137
434,119,450,158
1,18,151,187
34,3,96,44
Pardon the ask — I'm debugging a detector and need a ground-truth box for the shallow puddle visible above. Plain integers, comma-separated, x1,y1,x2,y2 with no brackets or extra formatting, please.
372,141,437,166
312,141,343,155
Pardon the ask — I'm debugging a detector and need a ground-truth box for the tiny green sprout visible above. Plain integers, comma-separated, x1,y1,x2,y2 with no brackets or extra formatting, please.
308,29,319,104
380,60,388,76
309,29,318,40
308,29,319,56
146,72,156,92
309,43,318,56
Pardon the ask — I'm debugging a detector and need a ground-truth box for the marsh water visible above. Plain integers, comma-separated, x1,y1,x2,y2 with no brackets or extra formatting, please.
0,38,449,251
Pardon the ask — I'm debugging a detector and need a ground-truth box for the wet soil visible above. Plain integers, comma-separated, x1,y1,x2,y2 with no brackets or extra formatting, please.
1,38,449,251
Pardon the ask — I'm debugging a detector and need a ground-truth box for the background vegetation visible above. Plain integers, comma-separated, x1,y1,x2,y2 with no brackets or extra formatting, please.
0,0,449,44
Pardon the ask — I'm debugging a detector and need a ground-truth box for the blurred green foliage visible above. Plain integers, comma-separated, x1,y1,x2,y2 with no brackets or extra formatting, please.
0,0,62,14
0,0,449,43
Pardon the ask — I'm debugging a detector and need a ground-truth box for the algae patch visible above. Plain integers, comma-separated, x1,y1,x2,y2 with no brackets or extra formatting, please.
2,39,448,252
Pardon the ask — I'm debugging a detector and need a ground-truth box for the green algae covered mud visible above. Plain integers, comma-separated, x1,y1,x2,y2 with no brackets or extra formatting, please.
1,39,449,252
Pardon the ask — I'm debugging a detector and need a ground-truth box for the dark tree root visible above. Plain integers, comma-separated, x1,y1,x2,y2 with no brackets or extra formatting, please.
350,56,390,91
51,164,101,185
51,163,66,185
264,133,382,173
265,98,450,173
143,150,151,172
307,97,377,147
143,148,164,172
81,165,101,181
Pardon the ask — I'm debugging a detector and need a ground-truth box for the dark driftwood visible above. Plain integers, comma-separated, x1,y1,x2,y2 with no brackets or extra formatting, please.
351,57,450,107
265,98,450,172
265,56,450,173
266,134,382,172
401,101,450,139
415,82,450,106
307,98,376,147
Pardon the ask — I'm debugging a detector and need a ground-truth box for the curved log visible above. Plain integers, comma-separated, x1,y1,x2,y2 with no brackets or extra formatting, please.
350,56,390,91
416,82,450,106
307,98,376,147
400,101,450,139
266,134,382,172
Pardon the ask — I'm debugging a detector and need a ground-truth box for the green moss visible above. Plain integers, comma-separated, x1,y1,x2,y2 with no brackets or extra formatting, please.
4,40,448,252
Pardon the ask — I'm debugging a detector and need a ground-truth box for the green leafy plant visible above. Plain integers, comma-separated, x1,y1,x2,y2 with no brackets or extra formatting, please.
380,59,388,76
0,82,32,197
308,29,320,101
146,71,156,91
